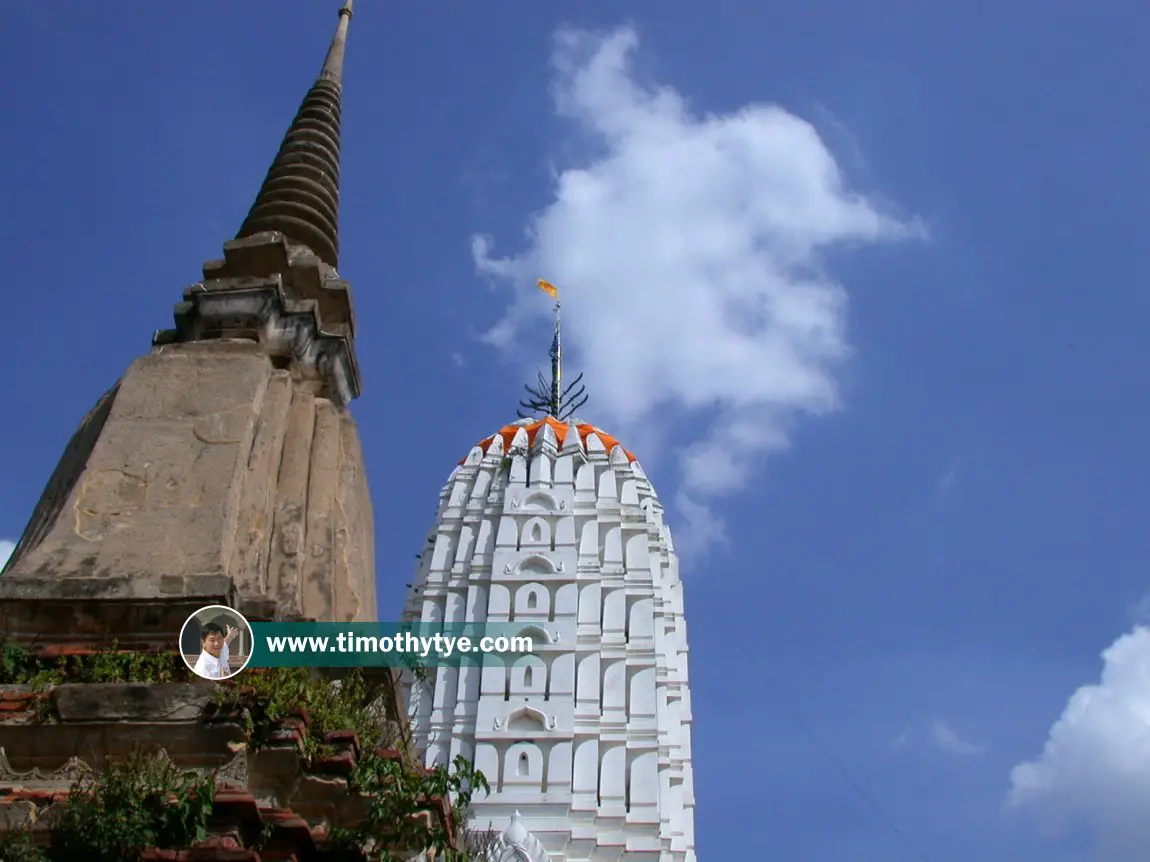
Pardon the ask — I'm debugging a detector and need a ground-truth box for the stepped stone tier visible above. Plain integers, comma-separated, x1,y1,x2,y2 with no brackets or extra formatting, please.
0,680,449,861
403,415,697,862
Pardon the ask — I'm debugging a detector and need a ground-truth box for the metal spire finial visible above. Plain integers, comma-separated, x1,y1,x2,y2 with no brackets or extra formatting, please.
518,286,588,422
235,2,354,268
320,1,354,82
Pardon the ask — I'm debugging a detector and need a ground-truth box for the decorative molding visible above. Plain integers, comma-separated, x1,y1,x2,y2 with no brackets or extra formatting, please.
493,811,551,862
214,745,250,786
513,624,558,645
152,233,361,405
503,555,560,577
500,705,550,731
0,749,95,784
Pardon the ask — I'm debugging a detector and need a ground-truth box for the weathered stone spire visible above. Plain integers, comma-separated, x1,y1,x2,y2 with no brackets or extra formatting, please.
236,2,354,268
150,0,362,406
0,8,389,852
0,0,376,647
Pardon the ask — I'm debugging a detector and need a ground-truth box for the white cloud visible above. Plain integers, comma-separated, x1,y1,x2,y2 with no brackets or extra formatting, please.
891,718,984,758
928,718,984,757
0,540,14,570
1008,627,1150,857
1130,593,1150,625
472,26,921,554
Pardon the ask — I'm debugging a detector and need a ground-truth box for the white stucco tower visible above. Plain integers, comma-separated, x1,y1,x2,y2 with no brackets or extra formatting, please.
401,411,696,861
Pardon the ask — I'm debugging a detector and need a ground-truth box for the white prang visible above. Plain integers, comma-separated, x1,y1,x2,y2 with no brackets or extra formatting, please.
402,418,696,862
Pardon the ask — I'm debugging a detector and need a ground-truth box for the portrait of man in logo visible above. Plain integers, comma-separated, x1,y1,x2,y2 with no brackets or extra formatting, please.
180,606,253,680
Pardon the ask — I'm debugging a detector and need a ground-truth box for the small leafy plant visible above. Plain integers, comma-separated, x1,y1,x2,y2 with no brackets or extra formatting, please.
0,638,182,687
0,653,491,860
331,753,491,862
213,667,404,758
0,752,215,862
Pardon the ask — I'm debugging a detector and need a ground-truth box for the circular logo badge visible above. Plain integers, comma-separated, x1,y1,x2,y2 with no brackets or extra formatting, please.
180,605,254,680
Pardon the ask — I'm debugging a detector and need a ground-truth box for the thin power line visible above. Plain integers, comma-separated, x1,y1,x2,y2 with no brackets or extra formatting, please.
725,628,934,862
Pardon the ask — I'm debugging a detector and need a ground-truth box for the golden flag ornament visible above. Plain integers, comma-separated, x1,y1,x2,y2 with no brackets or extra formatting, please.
537,279,559,299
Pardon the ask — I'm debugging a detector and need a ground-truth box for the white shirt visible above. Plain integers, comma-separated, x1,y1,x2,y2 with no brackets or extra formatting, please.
193,642,230,679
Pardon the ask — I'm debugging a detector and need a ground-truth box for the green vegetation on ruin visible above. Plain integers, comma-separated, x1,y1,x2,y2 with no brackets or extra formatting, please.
0,643,492,861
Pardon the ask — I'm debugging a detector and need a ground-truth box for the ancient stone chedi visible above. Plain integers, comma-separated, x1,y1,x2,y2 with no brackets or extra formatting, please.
0,8,455,862
0,2,374,633
402,303,697,861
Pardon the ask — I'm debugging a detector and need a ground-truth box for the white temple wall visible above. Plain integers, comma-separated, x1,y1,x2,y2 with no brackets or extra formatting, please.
403,420,696,862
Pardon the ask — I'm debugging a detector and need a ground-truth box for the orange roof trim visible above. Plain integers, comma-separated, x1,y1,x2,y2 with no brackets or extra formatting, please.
460,416,636,465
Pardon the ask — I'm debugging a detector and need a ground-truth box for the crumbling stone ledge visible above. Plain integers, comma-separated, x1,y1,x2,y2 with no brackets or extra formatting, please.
0,729,457,860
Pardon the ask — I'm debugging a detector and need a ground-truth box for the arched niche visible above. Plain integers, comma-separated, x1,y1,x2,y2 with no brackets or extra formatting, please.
598,466,618,501
448,475,471,506
504,704,549,733
625,531,650,572
503,742,543,790
473,520,495,560
518,516,552,551
601,587,626,633
627,665,656,719
577,583,601,626
480,662,508,697
421,596,445,624
575,652,600,706
465,585,488,622
546,741,573,791
602,658,626,711
474,743,500,788
508,454,528,486
629,750,659,807
453,525,476,566
444,590,467,624
599,743,626,805
509,656,547,697
429,532,457,571
521,491,558,513
572,738,598,794
512,554,558,577
513,623,556,645
554,582,578,619
627,595,654,641
602,525,623,565
433,666,459,712
512,583,549,620
470,469,493,503
487,584,511,619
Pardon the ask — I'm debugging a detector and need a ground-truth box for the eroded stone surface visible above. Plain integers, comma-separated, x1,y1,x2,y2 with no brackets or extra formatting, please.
52,683,214,723
0,722,248,773
0,4,406,857
1,344,376,634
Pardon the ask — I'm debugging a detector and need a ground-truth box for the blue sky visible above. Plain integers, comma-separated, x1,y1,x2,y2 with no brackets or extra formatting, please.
2,2,1149,860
